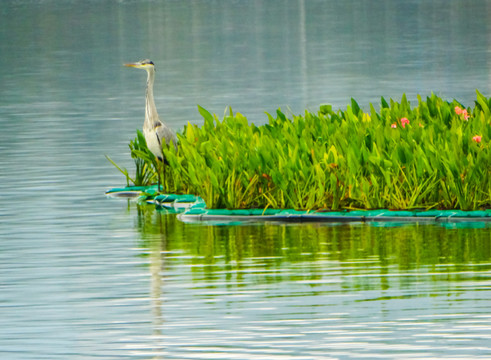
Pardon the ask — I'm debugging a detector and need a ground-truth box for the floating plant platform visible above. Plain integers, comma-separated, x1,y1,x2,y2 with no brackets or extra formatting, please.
178,207,491,225
106,186,490,225
107,92,490,212
106,186,205,211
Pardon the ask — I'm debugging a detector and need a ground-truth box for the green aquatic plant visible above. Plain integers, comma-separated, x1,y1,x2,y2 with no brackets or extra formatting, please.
109,91,490,210
106,131,157,187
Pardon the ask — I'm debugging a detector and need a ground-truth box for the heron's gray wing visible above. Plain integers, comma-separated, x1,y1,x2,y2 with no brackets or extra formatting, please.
157,124,178,149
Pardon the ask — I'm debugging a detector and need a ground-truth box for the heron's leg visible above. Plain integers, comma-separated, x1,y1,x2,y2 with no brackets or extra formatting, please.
162,162,166,193
156,161,162,192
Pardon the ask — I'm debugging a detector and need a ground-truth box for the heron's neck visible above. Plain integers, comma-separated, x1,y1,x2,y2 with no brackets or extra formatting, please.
145,69,160,127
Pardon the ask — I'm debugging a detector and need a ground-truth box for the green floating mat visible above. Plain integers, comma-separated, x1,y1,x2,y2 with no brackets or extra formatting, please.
106,185,187,199
106,186,490,223
105,185,160,198
105,186,204,211
147,193,205,211
178,208,491,224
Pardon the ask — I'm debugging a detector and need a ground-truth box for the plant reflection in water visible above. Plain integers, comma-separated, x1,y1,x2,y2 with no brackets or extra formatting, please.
130,203,491,358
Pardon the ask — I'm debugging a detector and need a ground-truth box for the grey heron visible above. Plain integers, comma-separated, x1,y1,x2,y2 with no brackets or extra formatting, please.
125,59,177,191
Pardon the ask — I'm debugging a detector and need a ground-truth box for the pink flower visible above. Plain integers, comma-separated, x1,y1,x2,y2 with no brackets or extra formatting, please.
472,135,482,143
400,117,410,128
391,123,397,128
455,106,470,120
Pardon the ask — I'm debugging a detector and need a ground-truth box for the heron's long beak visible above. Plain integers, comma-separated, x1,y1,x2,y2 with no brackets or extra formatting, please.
124,62,139,68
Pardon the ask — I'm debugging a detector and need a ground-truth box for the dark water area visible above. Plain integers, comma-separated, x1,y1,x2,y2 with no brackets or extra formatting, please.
1,1,490,359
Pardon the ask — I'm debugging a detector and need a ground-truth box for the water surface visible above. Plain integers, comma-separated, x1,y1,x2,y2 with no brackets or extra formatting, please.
130,208,491,359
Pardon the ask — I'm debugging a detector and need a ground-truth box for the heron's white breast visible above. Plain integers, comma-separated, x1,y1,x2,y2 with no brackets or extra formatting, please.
143,128,163,159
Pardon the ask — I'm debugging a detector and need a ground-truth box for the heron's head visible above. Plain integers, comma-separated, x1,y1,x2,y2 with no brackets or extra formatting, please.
124,59,155,71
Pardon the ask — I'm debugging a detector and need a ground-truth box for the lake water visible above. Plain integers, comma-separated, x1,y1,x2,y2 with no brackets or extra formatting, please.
1,1,490,359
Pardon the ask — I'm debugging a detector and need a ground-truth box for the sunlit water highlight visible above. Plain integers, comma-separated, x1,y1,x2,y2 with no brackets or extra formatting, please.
1,1,490,359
